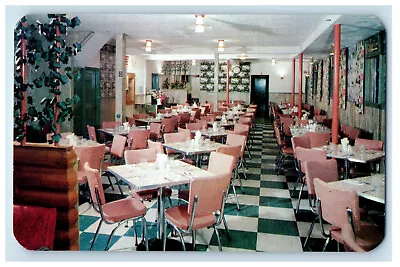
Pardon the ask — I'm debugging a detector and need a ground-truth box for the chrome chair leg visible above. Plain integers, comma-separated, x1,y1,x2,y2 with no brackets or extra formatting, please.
105,222,121,251
295,182,305,214
222,215,231,240
231,182,240,211
213,225,223,251
175,225,186,251
142,217,149,251
192,230,196,251
303,216,318,249
163,220,168,251
322,236,331,252
290,172,303,197
90,219,103,251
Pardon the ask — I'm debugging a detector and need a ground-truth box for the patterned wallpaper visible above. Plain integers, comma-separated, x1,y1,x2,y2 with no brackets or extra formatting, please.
99,44,116,98
316,60,323,101
339,48,348,110
347,41,365,114
200,61,251,92
322,56,331,105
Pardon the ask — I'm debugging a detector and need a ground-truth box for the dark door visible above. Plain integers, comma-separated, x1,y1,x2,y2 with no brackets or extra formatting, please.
74,67,100,137
250,75,269,117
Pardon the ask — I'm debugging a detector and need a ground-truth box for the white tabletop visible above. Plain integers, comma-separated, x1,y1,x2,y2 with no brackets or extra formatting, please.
290,124,331,137
313,144,385,163
135,118,162,124
98,128,130,136
107,160,214,191
191,129,228,138
329,174,385,204
163,140,223,155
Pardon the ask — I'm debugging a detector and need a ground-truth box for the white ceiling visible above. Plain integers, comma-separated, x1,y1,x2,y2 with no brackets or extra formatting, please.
29,13,385,61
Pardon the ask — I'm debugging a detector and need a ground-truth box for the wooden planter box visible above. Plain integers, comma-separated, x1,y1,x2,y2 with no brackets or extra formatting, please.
13,142,79,251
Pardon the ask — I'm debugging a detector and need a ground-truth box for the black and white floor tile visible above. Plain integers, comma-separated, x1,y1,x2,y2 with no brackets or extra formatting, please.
77,118,362,252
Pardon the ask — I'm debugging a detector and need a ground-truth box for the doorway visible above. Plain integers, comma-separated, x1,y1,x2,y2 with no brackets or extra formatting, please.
250,75,269,118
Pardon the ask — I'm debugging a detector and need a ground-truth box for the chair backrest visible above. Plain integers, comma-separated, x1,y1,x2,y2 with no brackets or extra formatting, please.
341,223,366,252
180,112,191,124
238,116,252,126
196,119,208,129
188,173,231,216
110,134,127,158
304,159,338,195
340,124,361,143
280,117,294,136
124,148,157,164
226,133,246,156
178,127,192,140
133,113,148,119
295,147,327,172
314,178,361,233
202,114,215,122
213,111,222,117
162,117,177,133
127,129,150,150
186,122,203,131
207,151,236,176
314,115,328,124
234,123,250,135
149,122,162,138
75,143,106,171
102,121,121,129
354,138,384,151
147,140,165,154
306,132,331,148
164,132,187,155
216,145,241,169
274,125,285,147
126,117,136,126
291,135,311,158
84,162,106,206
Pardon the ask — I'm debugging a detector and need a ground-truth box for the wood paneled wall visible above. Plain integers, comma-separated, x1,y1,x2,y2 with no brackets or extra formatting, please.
100,98,115,124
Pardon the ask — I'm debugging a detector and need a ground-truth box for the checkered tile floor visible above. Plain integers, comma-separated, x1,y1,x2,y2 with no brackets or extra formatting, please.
77,118,345,252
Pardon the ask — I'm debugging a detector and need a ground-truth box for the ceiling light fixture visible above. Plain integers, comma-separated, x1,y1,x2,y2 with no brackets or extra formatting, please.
195,15,205,33
238,54,248,60
217,40,225,52
145,40,152,52
271,58,276,65
192,59,196,65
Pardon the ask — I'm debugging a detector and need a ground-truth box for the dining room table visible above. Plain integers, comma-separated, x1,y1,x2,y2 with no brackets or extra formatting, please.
328,173,385,204
289,123,331,137
312,143,386,179
163,139,224,166
107,159,214,250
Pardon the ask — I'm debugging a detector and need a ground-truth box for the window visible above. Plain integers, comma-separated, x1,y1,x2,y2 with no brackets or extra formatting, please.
364,30,386,109
152,73,159,90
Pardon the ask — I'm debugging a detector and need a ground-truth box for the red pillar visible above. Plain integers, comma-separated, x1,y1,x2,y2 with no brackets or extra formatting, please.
21,22,27,145
291,58,295,107
332,24,341,144
226,60,230,104
298,53,303,118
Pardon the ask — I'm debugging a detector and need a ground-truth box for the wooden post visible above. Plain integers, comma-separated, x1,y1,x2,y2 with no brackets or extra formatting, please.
226,60,230,104
291,58,295,107
332,24,341,144
298,53,303,118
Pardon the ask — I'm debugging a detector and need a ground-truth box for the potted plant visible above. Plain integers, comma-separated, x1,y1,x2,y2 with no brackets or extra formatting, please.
13,14,82,251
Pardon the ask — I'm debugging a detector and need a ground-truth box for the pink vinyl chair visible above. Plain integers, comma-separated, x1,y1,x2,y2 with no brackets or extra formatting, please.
178,127,192,140
147,139,165,154
186,122,203,131
124,148,172,204
127,129,150,150
314,178,384,252
306,132,331,148
217,145,243,210
297,119,309,127
290,135,311,196
163,165,232,251
84,162,149,251
149,122,163,141
102,121,121,129
195,119,208,129
179,112,191,128
164,132,194,165
293,147,327,213
349,138,384,178
341,223,366,252
162,117,177,134
354,138,384,151
302,159,339,249
87,125,97,141
75,143,107,189
226,132,247,180
102,134,127,195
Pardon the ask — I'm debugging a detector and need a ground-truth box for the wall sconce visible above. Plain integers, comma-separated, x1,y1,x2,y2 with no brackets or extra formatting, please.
217,40,225,52
310,56,314,65
271,58,276,65
329,44,334,55
280,75,284,79
145,40,152,52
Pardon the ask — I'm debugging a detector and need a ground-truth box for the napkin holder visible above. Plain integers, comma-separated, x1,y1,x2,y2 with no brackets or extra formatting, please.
195,131,202,145
212,122,218,132
156,153,168,172
123,122,130,131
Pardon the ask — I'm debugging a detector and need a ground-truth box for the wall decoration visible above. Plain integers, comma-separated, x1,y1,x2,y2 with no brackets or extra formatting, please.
316,60,323,101
339,48,348,110
347,41,365,114
100,44,116,98
322,56,331,105
199,61,215,92
309,65,314,100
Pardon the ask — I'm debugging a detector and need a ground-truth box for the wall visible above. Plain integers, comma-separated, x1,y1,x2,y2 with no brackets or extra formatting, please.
126,55,147,116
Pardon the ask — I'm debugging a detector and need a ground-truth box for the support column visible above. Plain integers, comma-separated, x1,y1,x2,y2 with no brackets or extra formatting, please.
213,53,219,112
21,21,27,145
332,24,341,144
291,58,295,107
226,59,230,104
115,34,126,122
298,53,303,118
